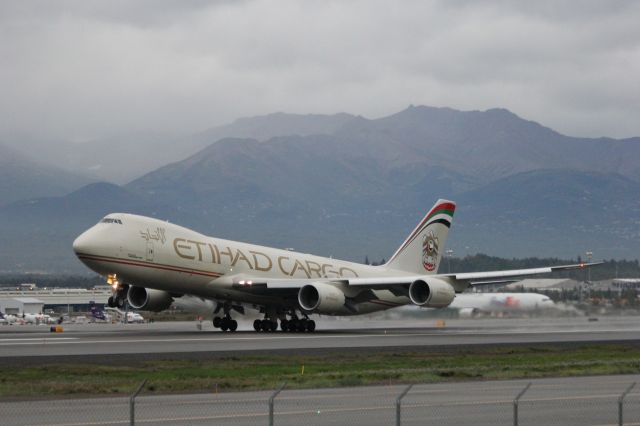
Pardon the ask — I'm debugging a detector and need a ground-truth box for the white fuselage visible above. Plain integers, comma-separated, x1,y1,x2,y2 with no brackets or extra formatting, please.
73,213,414,315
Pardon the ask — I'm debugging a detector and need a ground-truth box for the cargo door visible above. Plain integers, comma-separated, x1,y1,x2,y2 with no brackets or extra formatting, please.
146,242,154,262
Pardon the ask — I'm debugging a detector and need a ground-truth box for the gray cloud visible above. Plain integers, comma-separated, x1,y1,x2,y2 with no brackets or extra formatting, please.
1,0,639,142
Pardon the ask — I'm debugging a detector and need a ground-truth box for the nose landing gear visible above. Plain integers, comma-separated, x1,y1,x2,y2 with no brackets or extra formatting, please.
107,285,128,309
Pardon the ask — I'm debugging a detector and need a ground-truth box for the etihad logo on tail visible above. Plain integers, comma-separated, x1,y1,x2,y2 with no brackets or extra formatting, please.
422,230,439,272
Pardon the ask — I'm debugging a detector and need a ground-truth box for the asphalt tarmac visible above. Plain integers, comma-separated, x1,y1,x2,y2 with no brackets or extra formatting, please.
1,374,639,425
1,316,640,362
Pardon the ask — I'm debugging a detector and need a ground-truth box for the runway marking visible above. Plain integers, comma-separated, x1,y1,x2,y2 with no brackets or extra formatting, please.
1,327,639,350
0,333,446,345
0,338,77,342
0,328,628,344
1,326,639,346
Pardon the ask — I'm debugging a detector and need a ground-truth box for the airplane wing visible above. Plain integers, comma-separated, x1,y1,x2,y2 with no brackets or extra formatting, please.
441,262,604,287
227,261,602,294
348,261,602,291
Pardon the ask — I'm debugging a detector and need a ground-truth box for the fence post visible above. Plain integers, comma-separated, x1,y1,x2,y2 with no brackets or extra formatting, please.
618,382,636,426
269,382,286,426
396,384,413,426
129,379,147,426
513,382,531,426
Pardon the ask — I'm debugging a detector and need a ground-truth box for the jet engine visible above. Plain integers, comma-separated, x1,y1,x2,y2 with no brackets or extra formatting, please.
408,278,455,308
298,282,345,314
127,286,173,312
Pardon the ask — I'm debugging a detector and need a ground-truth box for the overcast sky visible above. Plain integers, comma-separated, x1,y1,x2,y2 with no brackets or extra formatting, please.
1,0,639,143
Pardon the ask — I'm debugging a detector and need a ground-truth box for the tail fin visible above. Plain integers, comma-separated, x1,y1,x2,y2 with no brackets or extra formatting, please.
385,199,456,274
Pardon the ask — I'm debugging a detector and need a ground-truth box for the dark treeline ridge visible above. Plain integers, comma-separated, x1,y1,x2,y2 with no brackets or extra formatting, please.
0,274,103,289
371,254,640,281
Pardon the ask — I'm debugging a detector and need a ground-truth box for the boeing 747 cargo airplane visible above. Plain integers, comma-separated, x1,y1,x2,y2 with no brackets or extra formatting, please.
73,199,598,332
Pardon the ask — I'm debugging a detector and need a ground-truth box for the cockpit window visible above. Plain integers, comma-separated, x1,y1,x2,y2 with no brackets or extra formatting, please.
101,218,123,224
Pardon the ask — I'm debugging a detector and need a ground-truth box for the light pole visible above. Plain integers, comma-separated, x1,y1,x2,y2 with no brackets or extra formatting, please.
581,251,593,304
446,249,454,273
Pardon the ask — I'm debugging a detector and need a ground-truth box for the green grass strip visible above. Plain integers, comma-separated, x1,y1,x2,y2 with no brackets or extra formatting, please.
1,343,639,398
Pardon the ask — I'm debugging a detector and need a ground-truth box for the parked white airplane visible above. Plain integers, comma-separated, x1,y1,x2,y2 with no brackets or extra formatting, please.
22,313,38,324
73,199,598,332
126,312,145,323
22,313,55,325
449,292,555,317
0,312,13,324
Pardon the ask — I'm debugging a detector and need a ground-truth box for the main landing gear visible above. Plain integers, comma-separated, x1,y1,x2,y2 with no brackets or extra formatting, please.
212,305,316,333
213,315,238,332
281,316,315,333
212,302,238,332
253,310,316,333
253,318,277,332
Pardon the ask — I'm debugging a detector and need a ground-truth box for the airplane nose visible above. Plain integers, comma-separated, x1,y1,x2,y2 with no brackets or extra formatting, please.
72,230,92,254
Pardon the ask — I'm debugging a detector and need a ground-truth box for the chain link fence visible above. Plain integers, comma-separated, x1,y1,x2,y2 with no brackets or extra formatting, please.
0,377,638,425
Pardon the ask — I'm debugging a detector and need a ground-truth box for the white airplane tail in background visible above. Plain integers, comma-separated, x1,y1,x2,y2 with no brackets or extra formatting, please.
384,199,456,274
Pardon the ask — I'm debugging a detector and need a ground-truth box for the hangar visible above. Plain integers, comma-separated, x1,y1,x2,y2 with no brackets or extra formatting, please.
0,297,45,315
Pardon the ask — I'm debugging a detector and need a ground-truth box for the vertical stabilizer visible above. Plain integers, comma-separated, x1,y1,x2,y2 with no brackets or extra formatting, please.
385,199,456,274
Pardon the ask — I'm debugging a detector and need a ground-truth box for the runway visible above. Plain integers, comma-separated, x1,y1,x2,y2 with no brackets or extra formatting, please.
1,316,640,361
1,374,639,425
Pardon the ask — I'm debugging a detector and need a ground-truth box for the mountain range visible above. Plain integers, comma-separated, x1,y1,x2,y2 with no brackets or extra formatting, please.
1,106,638,273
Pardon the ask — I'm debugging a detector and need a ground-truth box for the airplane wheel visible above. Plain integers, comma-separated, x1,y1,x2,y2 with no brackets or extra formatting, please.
280,320,288,332
297,320,307,332
116,297,125,309
306,320,316,332
269,321,277,332
229,320,238,332
107,296,115,308
220,317,229,331
253,319,261,332
213,317,222,328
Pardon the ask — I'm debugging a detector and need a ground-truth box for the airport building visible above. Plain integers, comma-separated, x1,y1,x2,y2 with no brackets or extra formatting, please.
612,278,640,289
0,297,45,315
0,287,111,314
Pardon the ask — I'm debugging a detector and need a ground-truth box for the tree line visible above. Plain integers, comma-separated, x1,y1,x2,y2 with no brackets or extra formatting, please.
365,253,640,281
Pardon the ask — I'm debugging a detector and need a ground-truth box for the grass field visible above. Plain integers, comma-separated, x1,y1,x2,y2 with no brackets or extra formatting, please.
1,343,639,398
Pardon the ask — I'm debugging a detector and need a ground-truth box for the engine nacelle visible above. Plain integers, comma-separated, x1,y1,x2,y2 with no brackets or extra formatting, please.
127,286,173,312
408,278,455,308
298,282,346,314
